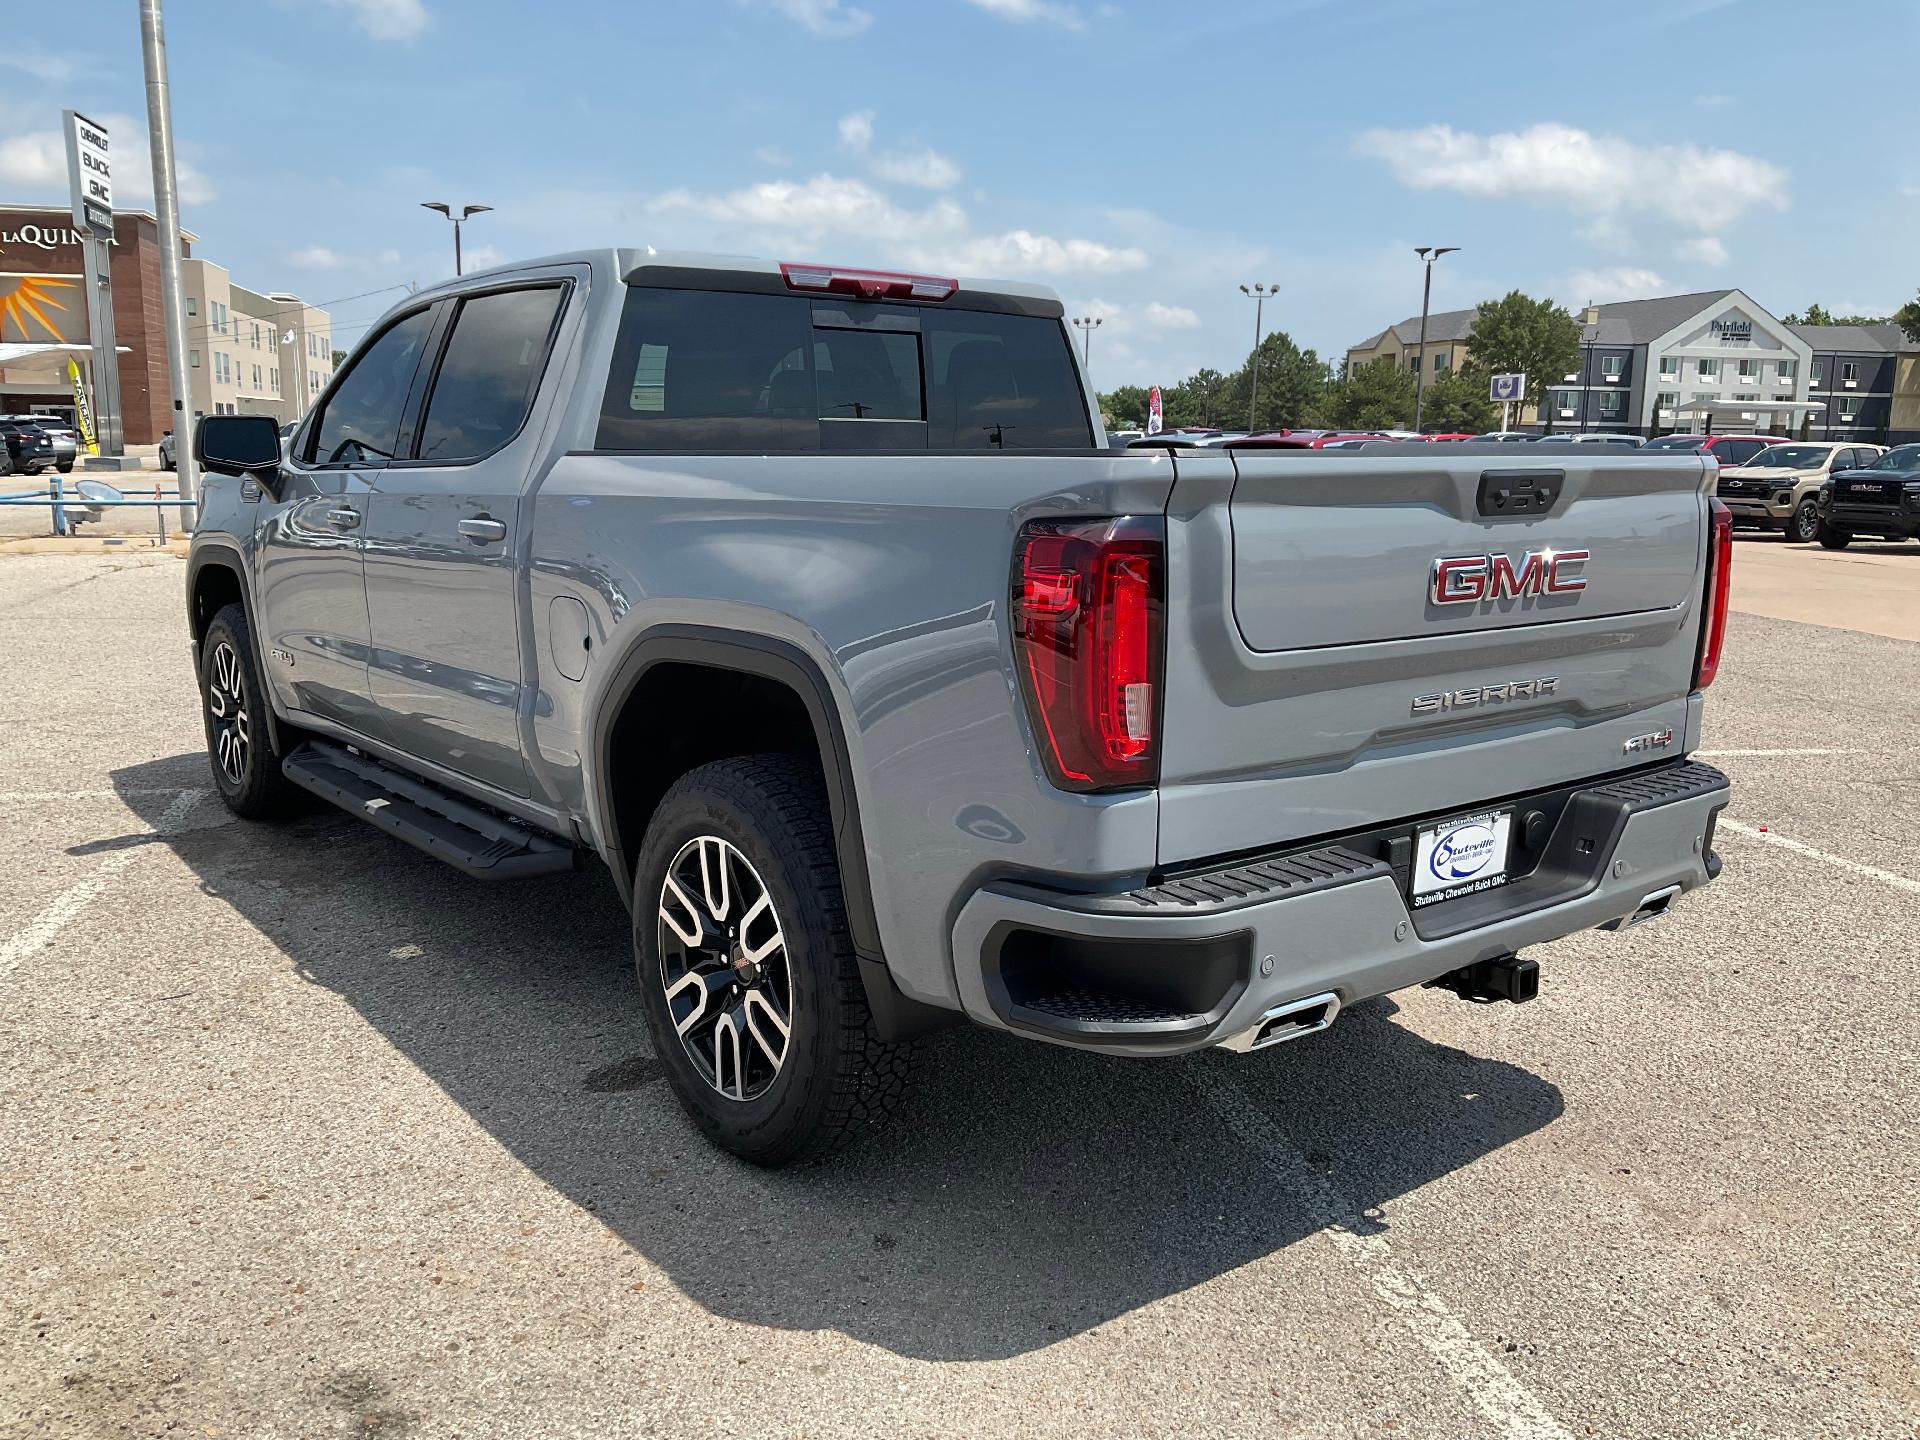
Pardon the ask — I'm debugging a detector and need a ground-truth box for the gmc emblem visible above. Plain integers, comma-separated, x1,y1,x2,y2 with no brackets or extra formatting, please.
1431,548,1591,606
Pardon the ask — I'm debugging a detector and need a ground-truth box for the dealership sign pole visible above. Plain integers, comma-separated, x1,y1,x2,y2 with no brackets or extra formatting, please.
63,110,123,458
140,0,198,528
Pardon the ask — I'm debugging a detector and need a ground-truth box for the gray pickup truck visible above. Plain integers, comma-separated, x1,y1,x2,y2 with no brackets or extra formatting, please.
187,249,1732,1164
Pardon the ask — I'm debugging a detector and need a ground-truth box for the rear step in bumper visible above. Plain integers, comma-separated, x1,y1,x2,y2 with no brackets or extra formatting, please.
282,741,577,881
951,760,1728,1057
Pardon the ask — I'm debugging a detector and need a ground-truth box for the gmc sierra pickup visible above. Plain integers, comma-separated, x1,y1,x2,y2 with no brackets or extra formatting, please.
187,249,1732,1165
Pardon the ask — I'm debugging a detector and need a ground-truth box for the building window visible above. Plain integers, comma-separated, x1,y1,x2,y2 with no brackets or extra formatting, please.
1554,390,1578,418
271,368,279,393
1409,354,1422,373
1841,362,1859,386
1811,360,1825,386
1601,355,1623,382
1776,359,1797,380
1738,358,1756,380
1733,393,1758,402
1433,351,1450,371
1658,355,1679,380
1656,391,1678,414
187,296,199,317
1599,390,1623,417
1697,358,1720,380
253,364,262,389
1773,394,1792,404
189,349,200,368
1839,400,1860,422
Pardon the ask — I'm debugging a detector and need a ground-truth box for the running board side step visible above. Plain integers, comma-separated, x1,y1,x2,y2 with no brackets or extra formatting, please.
281,741,578,881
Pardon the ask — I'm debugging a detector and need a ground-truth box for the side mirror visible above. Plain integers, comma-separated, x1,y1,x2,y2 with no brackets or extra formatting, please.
195,414,283,482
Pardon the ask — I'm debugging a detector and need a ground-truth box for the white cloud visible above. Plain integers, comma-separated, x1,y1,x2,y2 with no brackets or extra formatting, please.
1692,92,1733,108
764,0,872,36
837,110,961,190
754,146,791,167
1354,123,1788,232
0,112,214,205
1142,301,1201,329
0,42,101,85
323,0,429,41
648,173,1143,276
965,0,1088,29
289,244,410,272
290,246,344,269
1677,235,1728,267
1065,298,1201,336
1564,267,1668,305
838,111,875,151
463,244,506,271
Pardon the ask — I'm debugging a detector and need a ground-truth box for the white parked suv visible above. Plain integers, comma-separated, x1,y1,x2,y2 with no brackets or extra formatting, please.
1716,441,1887,543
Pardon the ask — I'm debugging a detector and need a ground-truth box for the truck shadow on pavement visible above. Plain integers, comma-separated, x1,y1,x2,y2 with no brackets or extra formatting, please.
116,753,1564,1364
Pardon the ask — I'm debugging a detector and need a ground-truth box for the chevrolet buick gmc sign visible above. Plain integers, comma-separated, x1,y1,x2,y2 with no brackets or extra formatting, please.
63,111,112,238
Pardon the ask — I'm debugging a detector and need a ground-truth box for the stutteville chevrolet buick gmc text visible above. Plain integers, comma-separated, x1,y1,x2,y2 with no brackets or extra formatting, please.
185,249,1732,1164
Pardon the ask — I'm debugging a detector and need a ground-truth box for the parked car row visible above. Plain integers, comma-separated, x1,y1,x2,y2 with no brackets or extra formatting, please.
0,415,78,476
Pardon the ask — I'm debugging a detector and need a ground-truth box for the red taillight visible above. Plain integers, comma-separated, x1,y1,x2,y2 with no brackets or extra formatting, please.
779,262,957,302
1694,498,1733,690
1013,517,1165,792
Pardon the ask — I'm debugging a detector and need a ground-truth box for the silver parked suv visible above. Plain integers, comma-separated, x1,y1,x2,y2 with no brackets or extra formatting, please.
187,249,1733,1164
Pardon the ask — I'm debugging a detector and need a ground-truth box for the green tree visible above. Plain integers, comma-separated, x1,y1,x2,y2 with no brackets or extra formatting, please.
1417,366,1498,434
1781,303,1887,326
1100,384,1151,429
1465,292,1581,428
1320,357,1415,430
1220,331,1329,431
1892,290,1920,344
1164,367,1231,428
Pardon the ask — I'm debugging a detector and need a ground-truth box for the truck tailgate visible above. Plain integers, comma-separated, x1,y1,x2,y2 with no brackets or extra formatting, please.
1156,448,1715,865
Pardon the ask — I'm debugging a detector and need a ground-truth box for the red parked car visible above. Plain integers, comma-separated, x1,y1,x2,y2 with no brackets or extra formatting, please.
1642,434,1789,467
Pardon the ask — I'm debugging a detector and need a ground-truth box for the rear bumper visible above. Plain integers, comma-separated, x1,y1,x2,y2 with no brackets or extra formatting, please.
950,760,1729,1056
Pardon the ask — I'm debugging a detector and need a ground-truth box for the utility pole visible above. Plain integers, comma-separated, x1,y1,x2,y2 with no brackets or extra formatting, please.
1071,315,1102,377
1410,246,1459,434
422,202,492,276
140,0,196,530
1239,282,1279,432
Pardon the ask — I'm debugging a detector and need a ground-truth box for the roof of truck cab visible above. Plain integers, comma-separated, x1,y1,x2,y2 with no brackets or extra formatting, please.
420,247,1063,312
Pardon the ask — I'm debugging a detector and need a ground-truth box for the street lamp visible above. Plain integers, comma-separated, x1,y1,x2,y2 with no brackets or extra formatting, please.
1239,282,1279,432
1410,246,1459,434
1071,315,1103,376
421,202,493,276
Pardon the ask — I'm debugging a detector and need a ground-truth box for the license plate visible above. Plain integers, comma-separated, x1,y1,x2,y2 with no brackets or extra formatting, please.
1411,810,1513,908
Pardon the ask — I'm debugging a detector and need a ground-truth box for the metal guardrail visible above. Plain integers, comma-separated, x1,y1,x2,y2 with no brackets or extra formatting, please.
0,471,197,543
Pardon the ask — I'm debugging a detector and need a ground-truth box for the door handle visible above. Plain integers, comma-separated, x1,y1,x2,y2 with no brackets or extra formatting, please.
326,507,361,530
458,516,508,544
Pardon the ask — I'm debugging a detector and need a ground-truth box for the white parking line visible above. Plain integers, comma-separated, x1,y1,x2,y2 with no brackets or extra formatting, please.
0,788,206,981
1201,1075,1573,1440
1697,756,1858,768
1719,818,1920,896
0,788,199,803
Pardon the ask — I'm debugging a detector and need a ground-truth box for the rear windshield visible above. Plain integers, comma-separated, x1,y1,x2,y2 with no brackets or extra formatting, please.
1749,445,1827,467
1643,435,1707,450
596,286,1092,453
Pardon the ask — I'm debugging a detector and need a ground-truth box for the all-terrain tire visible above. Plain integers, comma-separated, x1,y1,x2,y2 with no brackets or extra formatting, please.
1783,496,1820,544
1816,521,1852,550
198,603,302,820
631,753,921,1166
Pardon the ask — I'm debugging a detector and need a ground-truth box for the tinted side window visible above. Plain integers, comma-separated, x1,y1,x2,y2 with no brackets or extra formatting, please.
922,311,1091,450
308,308,435,465
598,289,817,452
416,287,565,463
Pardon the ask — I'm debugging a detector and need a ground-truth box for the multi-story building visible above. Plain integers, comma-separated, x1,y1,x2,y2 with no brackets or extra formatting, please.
184,263,333,429
1344,289,1902,438
0,202,330,443
1793,323,1906,442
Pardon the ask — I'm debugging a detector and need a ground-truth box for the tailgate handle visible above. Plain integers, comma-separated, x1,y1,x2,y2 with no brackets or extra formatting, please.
1477,468,1563,518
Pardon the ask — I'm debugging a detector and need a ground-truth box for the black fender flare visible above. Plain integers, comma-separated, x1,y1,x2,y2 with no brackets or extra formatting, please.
590,624,952,1042
186,541,289,757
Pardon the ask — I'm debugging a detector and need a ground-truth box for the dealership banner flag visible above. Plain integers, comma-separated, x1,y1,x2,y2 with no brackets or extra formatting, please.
1147,385,1163,435
66,356,97,454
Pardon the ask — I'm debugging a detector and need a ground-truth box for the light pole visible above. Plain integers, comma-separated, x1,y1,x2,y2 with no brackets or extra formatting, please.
1410,246,1459,434
1239,282,1279,432
1072,315,1103,377
421,202,492,276
139,0,196,529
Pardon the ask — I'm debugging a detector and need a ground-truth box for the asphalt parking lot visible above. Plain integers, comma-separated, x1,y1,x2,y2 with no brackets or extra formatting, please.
3,538,1917,1439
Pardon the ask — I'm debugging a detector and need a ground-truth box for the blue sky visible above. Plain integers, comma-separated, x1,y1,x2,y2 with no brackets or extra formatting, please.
6,0,1918,388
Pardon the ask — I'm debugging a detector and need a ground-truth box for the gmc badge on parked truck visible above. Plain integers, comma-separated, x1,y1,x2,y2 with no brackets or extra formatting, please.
1431,549,1591,606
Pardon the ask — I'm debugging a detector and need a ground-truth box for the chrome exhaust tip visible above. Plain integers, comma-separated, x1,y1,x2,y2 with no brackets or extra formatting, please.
1602,882,1683,932
1216,990,1341,1053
